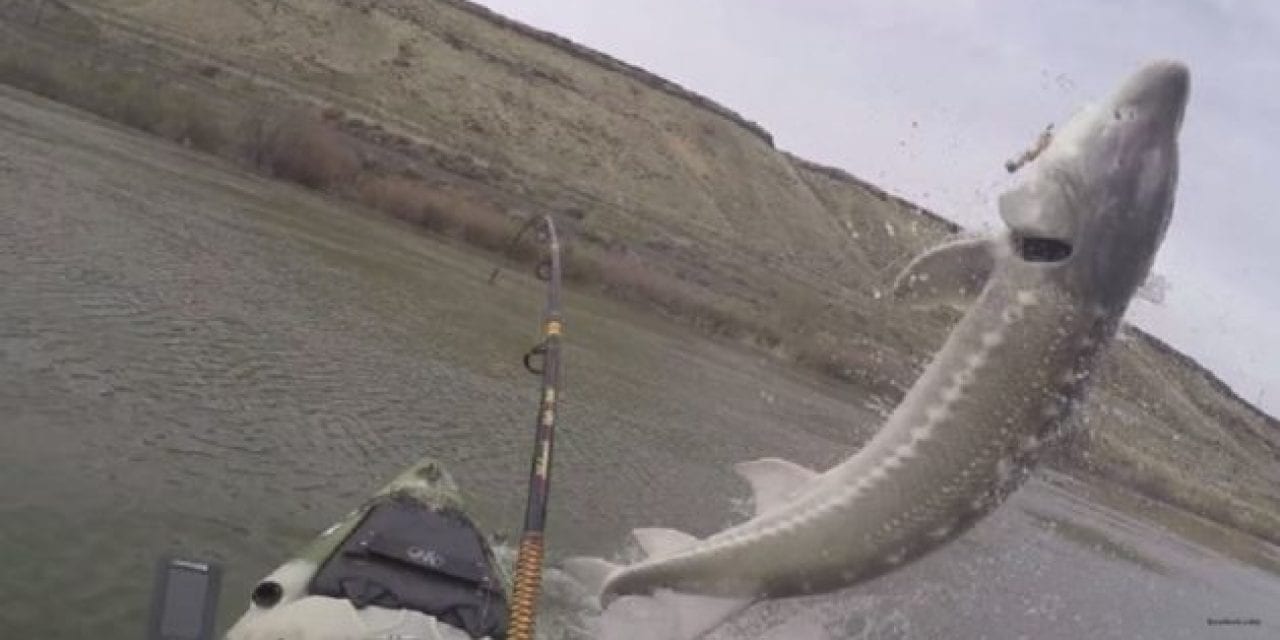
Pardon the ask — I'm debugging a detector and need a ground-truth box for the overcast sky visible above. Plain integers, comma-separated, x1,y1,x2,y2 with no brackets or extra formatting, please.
476,0,1280,416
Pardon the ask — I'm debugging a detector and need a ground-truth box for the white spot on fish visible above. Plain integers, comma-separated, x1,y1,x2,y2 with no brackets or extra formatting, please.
966,352,986,368
1016,290,1039,306
981,330,1004,347
942,385,963,403
1021,435,1040,453
925,406,948,422
814,501,839,519
886,551,906,565
996,458,1013,482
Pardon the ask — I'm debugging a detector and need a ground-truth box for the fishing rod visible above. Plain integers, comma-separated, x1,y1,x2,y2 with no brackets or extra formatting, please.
143,217,563,640
491,215,563,640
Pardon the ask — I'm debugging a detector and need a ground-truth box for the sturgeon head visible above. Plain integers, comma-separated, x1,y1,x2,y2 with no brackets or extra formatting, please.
564,59,1190,638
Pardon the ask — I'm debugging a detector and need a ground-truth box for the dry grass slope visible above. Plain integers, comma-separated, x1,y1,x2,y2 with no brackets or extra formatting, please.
2,0,1277,545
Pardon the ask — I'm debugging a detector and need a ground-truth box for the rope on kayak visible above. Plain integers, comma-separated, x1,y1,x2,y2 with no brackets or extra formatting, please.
493,215,563,640
509,533,545,638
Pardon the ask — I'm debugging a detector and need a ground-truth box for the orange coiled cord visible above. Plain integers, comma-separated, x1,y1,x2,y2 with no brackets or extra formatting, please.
508,533,545,640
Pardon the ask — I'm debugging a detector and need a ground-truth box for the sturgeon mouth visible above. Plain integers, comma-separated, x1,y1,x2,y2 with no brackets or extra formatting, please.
1015,235,1073,262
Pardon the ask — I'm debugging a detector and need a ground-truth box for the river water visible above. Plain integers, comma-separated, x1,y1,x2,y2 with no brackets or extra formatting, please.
2,85,1277,639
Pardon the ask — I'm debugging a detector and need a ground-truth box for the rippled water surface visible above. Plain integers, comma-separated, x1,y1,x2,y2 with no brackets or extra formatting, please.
2,86,1277,639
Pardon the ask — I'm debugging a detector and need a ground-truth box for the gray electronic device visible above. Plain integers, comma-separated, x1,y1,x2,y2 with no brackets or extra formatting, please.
147,557,221,640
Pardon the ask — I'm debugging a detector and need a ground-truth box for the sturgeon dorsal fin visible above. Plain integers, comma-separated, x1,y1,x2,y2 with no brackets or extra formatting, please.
632,528,699,559
892,235,999,307
733,458,818,516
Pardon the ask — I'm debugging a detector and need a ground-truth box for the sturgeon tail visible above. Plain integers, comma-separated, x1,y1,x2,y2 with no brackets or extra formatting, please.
562,529,753,640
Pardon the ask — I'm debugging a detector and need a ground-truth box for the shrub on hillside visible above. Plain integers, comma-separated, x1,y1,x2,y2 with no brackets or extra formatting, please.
263,117,360,190
357,175,513,250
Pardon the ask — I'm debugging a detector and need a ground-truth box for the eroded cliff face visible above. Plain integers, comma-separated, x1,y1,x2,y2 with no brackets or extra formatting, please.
2,0,1277,542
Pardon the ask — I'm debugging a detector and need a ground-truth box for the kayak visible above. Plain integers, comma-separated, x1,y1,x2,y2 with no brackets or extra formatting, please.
224,458,510,640
223,215,564,640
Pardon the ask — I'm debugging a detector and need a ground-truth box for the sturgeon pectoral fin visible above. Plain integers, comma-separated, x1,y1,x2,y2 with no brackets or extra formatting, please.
632,528,700,558
734,458,818,515
892,235,998,307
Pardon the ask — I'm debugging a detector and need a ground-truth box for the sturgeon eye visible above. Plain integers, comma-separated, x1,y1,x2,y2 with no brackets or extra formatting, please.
1016,236,1073,262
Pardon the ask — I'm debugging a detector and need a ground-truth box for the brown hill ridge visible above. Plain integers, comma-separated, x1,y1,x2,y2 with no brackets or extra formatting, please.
1,0,1277,544
435,0,774,147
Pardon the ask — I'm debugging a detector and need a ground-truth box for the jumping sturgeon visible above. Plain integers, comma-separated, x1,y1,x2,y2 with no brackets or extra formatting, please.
566,59,1190,636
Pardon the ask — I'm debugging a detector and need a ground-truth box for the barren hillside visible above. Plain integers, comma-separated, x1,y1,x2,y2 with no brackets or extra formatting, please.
2,0,1276,543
